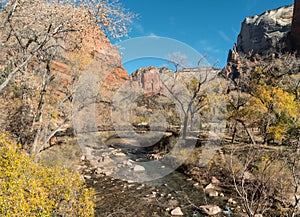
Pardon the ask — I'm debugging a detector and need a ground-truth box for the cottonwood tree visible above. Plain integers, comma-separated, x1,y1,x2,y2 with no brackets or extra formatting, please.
226,52,300,145
0,0,135,91
0,0,135,155
225,53,259,145
49,0,136,39
160,64,221,139
226,52,300,216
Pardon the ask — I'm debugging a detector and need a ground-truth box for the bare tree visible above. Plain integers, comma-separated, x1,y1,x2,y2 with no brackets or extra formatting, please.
285,139,300,216
160,65,219,139
229,145,277,216
0,0,135,91
167,52,190,72
0,0,135,155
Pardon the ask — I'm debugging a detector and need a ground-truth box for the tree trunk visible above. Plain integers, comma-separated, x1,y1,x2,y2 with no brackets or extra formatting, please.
237,120,256,145
31,62,54,155
231,121,238,143
263,106,272,144
182,114,188,139
0,54,33,92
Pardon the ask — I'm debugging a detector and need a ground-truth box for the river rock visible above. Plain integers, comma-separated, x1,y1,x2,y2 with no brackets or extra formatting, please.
211,176,221,184
228,198,237,205
205,183,215,190
133,165,145,173
123,160,133,167
209,190,219,197
199,205,222,216
113,151,126,157
171,207,184,216
204,183,219,197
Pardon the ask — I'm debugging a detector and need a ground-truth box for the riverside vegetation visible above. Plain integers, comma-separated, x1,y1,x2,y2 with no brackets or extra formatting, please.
0,0,300,217
0,0,134,216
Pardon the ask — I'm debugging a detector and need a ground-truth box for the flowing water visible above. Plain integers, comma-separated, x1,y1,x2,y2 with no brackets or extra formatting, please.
80,133,225,216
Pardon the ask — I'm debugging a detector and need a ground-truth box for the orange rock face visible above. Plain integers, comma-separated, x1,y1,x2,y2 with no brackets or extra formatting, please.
47,25,129,129
130,66,165,94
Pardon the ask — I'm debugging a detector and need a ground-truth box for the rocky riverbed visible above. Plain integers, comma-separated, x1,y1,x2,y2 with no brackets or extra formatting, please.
81,159,229,217
40,133,240,216
75,132,239,217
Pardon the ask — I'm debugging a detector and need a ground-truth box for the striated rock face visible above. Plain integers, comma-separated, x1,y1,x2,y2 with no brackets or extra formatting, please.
129,66,220,95
48,20,129,130
130,66,170,94
237,5,293,54
291,0,300,53
223,4,300,80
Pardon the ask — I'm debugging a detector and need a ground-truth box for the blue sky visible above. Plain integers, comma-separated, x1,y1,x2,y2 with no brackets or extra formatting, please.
118,0,293,73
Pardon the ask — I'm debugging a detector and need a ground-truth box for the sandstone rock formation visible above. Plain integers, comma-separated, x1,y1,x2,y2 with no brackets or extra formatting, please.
53,24,128,130
223,3,300,80
291,0,300,53
129,66,220,94
130,66,171,94
237,5,293,54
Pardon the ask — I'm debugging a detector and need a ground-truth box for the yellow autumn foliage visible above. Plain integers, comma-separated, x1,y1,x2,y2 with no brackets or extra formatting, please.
0,134,95,216
268,125,285,141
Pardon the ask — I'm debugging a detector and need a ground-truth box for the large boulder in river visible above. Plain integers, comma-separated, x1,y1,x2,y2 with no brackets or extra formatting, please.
170,207,184,216
199,205,222,216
